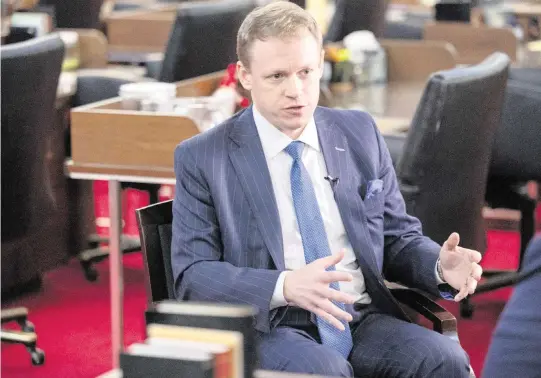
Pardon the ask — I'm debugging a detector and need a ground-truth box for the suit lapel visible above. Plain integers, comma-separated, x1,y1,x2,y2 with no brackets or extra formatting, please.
228,107,285,270
315,109,380,277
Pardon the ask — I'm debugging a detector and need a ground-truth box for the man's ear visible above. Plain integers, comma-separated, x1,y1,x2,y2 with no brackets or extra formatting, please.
236,61,252,91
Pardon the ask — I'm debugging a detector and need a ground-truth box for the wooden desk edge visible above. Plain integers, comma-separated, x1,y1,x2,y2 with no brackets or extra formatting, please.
65,160,176,185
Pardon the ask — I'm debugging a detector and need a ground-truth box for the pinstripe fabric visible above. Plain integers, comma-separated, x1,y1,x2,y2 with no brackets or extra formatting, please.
171,105,470,376
349,308,470,377
256,305,470,377
171,105,448,346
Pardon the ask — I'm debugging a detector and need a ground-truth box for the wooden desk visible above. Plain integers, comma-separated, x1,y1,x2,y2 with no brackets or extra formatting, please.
106,5,176,62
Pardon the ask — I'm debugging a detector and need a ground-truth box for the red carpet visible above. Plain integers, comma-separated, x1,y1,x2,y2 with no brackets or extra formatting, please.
0,182,531,378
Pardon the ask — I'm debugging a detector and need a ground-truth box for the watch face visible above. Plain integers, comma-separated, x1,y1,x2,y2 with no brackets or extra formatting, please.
438,283,459,301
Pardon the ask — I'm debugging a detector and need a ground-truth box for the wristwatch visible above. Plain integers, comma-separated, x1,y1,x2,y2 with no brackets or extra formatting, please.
436,258,446,282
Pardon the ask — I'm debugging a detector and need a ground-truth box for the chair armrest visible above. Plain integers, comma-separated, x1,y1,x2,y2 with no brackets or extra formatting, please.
1,307,29,323
389,287,457,337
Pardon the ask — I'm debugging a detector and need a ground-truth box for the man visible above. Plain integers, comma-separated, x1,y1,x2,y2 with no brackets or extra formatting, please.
171,2,482,377
482,235,541,378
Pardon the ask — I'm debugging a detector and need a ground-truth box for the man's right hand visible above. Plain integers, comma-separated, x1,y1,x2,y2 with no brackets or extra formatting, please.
283,250,356,330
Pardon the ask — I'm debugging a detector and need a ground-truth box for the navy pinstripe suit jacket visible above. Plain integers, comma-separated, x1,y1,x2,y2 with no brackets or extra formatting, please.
171,106,442,333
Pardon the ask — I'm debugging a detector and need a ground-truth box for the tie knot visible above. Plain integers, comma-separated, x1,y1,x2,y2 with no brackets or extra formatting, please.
284,141,304,161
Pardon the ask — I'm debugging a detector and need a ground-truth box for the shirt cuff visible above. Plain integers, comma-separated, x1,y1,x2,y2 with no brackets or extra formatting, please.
270,271,289,310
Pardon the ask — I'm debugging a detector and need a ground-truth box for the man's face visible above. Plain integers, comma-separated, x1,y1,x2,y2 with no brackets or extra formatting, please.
237,29,323,138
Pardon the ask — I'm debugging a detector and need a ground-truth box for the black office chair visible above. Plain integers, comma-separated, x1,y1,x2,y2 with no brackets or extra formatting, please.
508,67,541,88
1,33,65,366
145,0,256,82
384,53,510,317
70,70,158,282
463,79,541,317
325,0,388,42
136,200,476,376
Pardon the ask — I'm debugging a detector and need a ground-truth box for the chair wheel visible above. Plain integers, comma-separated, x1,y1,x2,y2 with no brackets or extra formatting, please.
80,261,99,282
22,321,35,333
30,348,45,365
460,300,474,318
84,266,99,282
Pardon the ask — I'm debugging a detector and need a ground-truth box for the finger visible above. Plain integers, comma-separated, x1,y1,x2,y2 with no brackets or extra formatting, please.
454,283,469,302
316,298,353,323
467,276,478,295
307,305,346,331
321,270,353,284
318,249,345,269
444,232,460,250
471,263,483,281
322,287,357,304
468,249,482,264
309,305,345,331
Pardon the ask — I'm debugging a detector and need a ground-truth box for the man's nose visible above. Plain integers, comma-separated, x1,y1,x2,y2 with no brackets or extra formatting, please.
284,75,302,98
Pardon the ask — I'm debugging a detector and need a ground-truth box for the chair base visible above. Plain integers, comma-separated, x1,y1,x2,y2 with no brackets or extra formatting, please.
77,235,141,282
461,272,521,318
1,307,45,366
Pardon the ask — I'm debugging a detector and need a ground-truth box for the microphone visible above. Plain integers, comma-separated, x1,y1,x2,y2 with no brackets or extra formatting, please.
324,175,339,188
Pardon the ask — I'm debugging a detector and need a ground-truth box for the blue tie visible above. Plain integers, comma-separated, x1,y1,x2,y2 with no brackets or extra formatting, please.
284,141,353,359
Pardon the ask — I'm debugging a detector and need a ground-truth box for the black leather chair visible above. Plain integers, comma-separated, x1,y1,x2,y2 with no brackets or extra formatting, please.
384,53,510,316
464,79,541,316
508,67,541,86
147,0,255,82
0,33,65,366
136,200,475,376
325,0,388,42
70,70,158,281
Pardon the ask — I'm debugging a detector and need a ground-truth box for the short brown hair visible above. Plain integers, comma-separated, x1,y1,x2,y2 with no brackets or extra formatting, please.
236,1,322,68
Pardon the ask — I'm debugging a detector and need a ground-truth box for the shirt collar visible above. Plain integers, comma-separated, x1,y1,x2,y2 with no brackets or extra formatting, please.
252,105,320,160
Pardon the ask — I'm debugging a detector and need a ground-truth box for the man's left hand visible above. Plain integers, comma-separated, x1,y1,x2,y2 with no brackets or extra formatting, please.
439,232,483,302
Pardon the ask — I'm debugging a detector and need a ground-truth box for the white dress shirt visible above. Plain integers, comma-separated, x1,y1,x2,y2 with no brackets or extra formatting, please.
252,106,372,309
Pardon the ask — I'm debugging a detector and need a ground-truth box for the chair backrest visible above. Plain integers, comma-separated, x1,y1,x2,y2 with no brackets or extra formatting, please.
136,200,175,305
396,52,510,252
325,0,387,42
158,0,255,83
1,33,65,242
39,0,104,29
490,80,541,181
